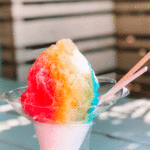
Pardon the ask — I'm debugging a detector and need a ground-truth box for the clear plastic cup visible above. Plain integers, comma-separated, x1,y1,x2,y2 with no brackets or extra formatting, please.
34,122,92,150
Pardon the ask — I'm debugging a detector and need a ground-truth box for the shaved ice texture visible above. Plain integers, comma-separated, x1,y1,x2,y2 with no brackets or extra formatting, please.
20,39,99,124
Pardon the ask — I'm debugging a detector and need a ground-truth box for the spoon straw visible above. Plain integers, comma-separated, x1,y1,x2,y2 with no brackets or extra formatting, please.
99,66,148,105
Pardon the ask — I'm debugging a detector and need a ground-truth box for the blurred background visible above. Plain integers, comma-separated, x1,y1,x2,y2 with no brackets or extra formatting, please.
0,0,150,98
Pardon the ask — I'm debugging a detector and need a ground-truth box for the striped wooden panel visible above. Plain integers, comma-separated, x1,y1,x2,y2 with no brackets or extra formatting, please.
115,0,150,77
114,0,149,2
0,21,14,47
7,0,110,3
115,1,150,12
116,50,150,72
115,0,150,35
1,0,115,80
0,0,10,4
116,38,150,50
115,1,150,98
115,1,150,50
0,14,115,48
0,1,114,19
115,15,150,35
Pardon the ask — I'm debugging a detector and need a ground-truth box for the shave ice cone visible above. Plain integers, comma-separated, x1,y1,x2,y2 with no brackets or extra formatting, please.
19,39,100,150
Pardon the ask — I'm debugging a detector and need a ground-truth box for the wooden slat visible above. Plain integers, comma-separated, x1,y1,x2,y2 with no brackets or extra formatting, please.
115,1,150,12
2,63,31,80
116,38,150,50
2,64,16,79
0,14,115,48
0,0,11,4
116,50,150,73
1,49,15,62
76,37,116,52
8,0,103,3
0,5,12,19
0,1,114,19
115,15,150,35
0,21,14,47
114,0,150,2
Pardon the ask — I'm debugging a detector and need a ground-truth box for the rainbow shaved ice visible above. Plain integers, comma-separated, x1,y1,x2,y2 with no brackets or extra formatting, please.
20,39,99,124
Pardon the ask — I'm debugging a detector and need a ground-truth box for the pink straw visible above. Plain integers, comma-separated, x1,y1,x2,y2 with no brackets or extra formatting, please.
99,66,148,105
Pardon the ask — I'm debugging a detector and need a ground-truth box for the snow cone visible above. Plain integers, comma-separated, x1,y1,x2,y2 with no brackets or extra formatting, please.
20,39,100,150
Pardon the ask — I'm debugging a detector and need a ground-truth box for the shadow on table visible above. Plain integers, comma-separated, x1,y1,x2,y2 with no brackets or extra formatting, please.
91,97,150,150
